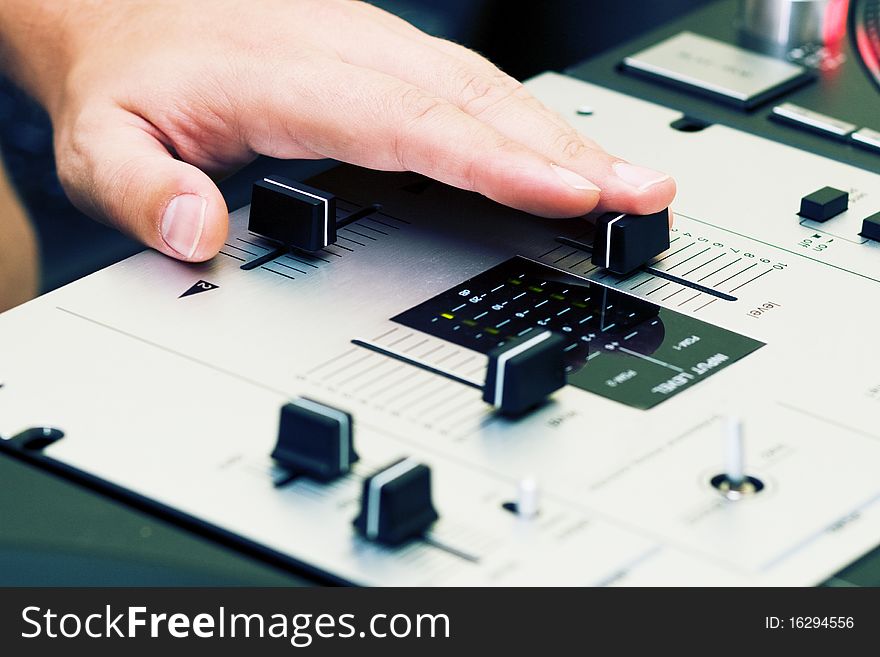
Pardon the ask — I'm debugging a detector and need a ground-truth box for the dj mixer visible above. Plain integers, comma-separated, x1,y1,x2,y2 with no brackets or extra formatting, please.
3,2,880,586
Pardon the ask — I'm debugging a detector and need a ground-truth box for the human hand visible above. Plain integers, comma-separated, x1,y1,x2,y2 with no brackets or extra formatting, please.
2,0,676,261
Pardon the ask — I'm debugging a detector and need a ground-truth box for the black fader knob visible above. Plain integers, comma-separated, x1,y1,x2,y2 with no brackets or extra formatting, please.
798,186,848,223
861,211,880,242
271,397,358,481
591,208,670,275
353,458,439,546
482,330,567,417
249,176,336,252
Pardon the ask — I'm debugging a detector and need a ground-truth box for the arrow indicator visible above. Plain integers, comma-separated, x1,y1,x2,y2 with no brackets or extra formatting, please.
179,280,219,298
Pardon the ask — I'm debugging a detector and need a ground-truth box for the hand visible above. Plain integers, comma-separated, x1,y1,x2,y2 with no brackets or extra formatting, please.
2,0,676,262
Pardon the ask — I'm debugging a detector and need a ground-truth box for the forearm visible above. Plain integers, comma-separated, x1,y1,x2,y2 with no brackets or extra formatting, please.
0,155,39,311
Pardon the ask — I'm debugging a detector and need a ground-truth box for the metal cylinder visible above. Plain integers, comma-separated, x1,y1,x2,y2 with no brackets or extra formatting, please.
737,0,849,53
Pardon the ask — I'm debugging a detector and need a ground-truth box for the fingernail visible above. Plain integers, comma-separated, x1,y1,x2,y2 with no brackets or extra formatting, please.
613,162,670,192
162,194,207,259
551,164,600,191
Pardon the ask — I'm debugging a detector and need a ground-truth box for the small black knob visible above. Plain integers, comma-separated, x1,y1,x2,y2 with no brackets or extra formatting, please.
798,187,848,223
591,208,670,275
353,458,439,545
482,330,566,416
271,398,357,481
249,176,336,252
861,211,880,241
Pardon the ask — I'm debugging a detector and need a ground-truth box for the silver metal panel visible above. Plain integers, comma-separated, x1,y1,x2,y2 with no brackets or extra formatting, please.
2,72,880,585
852,127,880,151
623,31,808,104
772,102,857,136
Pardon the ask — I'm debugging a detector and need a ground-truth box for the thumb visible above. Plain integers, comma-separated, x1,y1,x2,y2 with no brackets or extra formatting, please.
57,113,228,261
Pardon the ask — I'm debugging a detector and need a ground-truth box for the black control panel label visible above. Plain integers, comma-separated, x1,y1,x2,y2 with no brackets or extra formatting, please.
393,257,763,409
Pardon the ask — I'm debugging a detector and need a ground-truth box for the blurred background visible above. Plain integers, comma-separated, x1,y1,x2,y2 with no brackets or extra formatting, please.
0,0,711,293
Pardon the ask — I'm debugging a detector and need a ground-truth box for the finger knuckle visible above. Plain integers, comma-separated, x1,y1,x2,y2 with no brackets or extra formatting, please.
461,157,481,193
552,128,589,160
456,70,495,109
462,133,512,194
455,67,524,118
392,87,447,169
397,86,444,124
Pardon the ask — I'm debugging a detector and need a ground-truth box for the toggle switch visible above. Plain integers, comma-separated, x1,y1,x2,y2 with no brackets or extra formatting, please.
515,476,540,518
353,458,439,546
591,208,670,275
502,476,541,518
271,397,357,481
249,176,336,252
482,330,567,416
723,415,745,488
710,416,765,500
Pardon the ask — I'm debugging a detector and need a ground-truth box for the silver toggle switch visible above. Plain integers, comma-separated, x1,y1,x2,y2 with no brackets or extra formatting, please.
710,416,766,500
516,476,540,519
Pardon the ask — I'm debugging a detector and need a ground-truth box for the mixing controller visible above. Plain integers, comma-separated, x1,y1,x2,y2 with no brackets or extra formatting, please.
2,72,880,585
